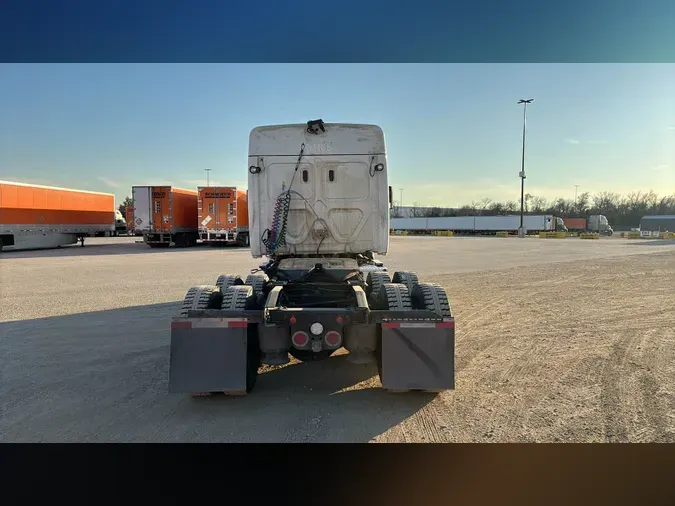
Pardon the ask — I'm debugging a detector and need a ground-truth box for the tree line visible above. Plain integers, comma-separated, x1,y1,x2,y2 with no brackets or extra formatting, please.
391,190,675,229
118,197,133,216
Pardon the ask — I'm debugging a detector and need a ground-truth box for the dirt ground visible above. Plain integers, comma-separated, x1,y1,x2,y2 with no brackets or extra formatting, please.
373,252,675,442
1,237,674,442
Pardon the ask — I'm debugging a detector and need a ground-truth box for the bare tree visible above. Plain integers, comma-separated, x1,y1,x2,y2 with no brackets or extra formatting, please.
409,202,427,218
425,206,443,217
389,190,675,229
390,202,402,218
118,196,133,215
530,196,548,213
575,192,590,214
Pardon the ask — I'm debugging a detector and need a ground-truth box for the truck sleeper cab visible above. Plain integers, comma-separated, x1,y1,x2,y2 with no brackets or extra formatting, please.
169,120,456,397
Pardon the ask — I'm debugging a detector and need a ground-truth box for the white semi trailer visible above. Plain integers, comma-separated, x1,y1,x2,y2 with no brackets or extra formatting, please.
390,215,566,234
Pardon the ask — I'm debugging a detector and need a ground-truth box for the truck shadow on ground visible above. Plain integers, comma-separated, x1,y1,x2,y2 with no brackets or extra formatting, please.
1,240,249,259
1,301,435,443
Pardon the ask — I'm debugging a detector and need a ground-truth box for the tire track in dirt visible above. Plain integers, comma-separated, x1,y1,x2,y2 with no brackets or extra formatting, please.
600,333,634,442
408,251,675,444
452,293,513,373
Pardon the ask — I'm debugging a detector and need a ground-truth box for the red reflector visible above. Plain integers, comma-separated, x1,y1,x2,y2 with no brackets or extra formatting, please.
382,323,400,328
292,331,309,347
436,321,454,329
325,331,341,347
290,316,297,325
228,320,248,328
336,316,344,324
171,321,192,330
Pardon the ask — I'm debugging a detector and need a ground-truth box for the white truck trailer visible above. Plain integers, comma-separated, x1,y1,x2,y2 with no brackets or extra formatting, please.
390,215,566,234
169,120,456,396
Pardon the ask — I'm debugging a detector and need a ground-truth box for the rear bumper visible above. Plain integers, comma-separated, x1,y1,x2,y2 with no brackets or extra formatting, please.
199,230,238,242
169,308,455,393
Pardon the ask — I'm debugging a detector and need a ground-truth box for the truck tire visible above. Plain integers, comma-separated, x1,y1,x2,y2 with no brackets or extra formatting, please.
244,273,267,295
376,282,412,311
178,285,223,317
410,283,452,317
375,283,412,381
215,274,244,291
221,284,255,311
221,285,260,392
237,232,250,247
366,271,391,300
392,271,420,293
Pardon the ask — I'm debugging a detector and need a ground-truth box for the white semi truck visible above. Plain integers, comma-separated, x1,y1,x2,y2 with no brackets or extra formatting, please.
169,120,456,396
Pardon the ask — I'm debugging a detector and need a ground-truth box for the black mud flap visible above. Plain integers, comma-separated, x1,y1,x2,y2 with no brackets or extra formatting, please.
169,318,249,394
380,319,455,391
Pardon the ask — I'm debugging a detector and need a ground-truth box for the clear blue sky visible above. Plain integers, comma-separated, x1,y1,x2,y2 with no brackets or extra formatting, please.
1,64,673,207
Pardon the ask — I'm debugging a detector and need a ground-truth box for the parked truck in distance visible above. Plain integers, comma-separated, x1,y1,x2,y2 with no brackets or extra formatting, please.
390,214,567,235
114,209,127,235
588,215,613,236
0,180,116,251
563,215,613,236
197,186,250,247
169,120,456,397
132,185,199,247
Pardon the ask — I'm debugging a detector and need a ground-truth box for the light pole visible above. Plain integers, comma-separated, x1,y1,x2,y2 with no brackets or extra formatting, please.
517,98,534,238
399,188,404,215
204,168,211,187
574,184,580,213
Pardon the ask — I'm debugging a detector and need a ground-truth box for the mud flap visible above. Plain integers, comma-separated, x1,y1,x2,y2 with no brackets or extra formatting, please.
169,318,249,394
380,320,455,391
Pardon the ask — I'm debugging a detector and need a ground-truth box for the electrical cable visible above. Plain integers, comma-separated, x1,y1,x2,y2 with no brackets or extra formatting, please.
261,143,305,256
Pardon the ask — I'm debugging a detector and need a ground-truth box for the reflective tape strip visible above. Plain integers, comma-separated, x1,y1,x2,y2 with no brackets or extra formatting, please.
171,318,248,329
382,320,454,329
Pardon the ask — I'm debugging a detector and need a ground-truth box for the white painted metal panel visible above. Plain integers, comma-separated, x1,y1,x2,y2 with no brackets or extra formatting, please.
131,186,152,232
248,124,389,258
248,123,386,156
427,217,476,230
474,216,519,230
391,218,428,230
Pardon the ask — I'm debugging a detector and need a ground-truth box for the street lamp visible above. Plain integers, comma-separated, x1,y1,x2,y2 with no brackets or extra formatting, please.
204,168,211,187
517,98,534,238
574,184,580,212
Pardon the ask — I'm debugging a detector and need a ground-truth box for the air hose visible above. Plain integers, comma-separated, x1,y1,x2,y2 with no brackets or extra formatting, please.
261,143,305,256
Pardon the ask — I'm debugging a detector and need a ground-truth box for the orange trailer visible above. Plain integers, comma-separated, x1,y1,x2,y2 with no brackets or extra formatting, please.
0,180,115,251
132,185,199,247
197,186,249,246
125,205,134,234
563,217,587,231
125,205,142,235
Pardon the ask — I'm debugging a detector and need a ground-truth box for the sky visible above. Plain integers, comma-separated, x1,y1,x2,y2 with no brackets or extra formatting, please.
1,63,673,207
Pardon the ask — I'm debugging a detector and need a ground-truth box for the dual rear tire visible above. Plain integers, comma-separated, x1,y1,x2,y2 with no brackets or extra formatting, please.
368,270,451,316
178,273,268,396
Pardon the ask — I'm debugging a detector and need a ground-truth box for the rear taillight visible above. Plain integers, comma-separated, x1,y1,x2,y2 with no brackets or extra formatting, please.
324,331,342,348
292,331,309,348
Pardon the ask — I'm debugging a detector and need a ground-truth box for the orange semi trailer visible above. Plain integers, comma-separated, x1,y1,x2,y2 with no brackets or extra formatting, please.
0,180,116,251
132,186,199,247
197,186,250,246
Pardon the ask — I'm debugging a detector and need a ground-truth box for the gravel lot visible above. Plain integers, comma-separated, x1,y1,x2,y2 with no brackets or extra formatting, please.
1,235,674,442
